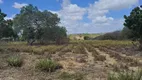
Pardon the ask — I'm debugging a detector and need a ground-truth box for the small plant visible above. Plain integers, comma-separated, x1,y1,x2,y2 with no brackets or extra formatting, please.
36,59,62,72
59,72,84,80
108,70,142,80
7,56,23,67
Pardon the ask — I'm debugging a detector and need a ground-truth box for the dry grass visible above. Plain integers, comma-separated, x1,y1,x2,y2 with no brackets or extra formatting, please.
108,69,142,80
72,43,86,54
0,40,141,80
59,72,85,80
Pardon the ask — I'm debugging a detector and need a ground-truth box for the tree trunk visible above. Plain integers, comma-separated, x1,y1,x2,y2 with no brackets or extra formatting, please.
27,39,35,46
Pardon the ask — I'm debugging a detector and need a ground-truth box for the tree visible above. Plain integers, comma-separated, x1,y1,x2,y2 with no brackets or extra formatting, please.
124,6,142,49
13,4,67,45
0,9,17,40
0,9,6,39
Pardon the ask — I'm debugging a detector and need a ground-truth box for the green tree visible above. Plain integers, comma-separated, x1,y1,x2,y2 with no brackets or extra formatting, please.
124,6,142,49
13,4,67,45
0,9,17,40
0,9,6,39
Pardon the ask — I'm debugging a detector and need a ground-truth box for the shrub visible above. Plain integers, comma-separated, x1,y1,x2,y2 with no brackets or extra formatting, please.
94,31,122,40
84,36,90,40
7,56,23,67
59,72,84,80
36,59,62,72
108,70,142,80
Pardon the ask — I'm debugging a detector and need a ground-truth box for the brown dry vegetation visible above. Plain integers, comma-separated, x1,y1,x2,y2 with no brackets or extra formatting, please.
0,40,141,80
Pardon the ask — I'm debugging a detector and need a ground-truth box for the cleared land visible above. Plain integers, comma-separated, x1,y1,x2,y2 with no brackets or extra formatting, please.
69,33,101,40
0,40,141,80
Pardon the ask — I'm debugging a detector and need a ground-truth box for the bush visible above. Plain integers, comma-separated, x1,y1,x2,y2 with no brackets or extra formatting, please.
121,27,136,40
94,31,122,40
108,70,142,80
59,72,84,80
84,36,90,40
36,59,62,72
7,56,23,67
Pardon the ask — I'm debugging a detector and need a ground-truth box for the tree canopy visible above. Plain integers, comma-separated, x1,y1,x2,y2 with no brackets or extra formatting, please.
124,5,142,49
0,9,17,40
13,4,67,45
124,6,142,40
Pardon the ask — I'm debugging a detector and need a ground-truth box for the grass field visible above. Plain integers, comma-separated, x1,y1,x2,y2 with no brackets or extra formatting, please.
0,40,141,80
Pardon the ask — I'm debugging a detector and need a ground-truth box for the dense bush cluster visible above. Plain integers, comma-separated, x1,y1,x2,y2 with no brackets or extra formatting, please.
94,31,122,40
93,28,134,40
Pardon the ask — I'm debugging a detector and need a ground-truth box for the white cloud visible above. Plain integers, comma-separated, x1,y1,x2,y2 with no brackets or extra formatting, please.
5,14,16,20
0,0,3,4
88,0,138,24
53,0,138,33
93,0,138,10
62,0,70,7
13,2,28,9
58,0,86,21
68,18,124,34
92,16,114,24
43,0,139,33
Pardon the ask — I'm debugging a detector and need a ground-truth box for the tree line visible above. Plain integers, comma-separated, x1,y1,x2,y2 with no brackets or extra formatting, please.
1,4,142,48
0,4,68,45
87,5,142,49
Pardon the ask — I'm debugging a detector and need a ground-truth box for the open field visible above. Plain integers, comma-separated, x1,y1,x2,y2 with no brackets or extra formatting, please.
0,40,142,80
69,33,102,40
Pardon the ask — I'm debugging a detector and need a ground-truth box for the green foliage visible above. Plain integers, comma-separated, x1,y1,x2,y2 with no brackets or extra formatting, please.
94,31,122,40
0,9,6,23
84,36,90,40
7,56,23,67
124,6,142,49
121,27,135,40
124,6,142,40
0,9,17,39
36,59,62,72
59,72,84,80
13,4,67,45
108,70,142,80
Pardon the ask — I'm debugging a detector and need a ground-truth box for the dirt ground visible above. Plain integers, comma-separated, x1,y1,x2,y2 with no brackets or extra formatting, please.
0,41,142,80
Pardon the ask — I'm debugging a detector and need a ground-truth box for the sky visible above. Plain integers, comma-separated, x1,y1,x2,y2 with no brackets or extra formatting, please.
0,0,141,34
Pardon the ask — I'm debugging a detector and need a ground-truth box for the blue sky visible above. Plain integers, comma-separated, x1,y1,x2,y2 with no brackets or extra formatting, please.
0,0,141,34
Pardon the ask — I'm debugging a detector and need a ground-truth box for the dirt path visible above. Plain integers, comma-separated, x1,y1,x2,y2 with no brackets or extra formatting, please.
85,48,95,65
94,48,117,65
